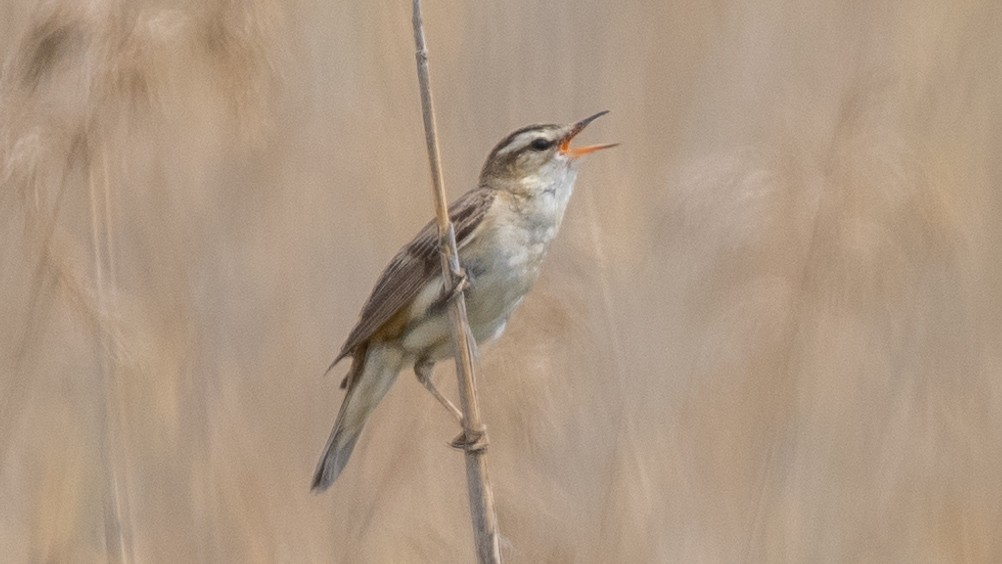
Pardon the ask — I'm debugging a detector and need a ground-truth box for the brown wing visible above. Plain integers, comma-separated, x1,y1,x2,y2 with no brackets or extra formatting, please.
329,187,496,370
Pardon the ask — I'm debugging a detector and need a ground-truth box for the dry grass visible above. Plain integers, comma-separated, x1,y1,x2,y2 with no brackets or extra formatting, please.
2,1,1001,562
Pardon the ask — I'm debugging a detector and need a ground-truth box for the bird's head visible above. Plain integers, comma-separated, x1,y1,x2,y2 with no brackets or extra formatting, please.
479,111,617,197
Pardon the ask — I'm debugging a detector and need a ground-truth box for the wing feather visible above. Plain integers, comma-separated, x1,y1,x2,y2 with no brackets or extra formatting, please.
330,188,496,367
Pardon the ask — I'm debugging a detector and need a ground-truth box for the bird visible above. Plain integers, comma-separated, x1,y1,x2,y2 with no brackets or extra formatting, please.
312,111,616,492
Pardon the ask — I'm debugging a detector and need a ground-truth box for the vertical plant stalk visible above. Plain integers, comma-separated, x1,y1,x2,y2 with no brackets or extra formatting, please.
88,147,132,564
410,1,501,562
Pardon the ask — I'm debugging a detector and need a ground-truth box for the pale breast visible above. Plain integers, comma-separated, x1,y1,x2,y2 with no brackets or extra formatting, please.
459,191,568,338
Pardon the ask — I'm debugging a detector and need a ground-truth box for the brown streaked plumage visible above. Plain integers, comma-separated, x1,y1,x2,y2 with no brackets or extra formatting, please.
313,112,615,491
330,188,496,374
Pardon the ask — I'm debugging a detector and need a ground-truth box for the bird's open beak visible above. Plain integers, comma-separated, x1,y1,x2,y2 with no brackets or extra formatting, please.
559,110,619,158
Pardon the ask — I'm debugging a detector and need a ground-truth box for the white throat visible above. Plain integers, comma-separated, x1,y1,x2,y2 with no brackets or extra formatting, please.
517,163,580,230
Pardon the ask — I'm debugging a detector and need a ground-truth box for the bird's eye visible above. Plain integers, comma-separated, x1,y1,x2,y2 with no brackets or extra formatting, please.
530,138,553,151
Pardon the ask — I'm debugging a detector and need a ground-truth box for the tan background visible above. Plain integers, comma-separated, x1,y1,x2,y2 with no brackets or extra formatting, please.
2,1,1001,562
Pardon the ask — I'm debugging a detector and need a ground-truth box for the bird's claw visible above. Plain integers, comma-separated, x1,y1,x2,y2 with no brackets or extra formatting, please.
446,267,470,302
449,425,488,452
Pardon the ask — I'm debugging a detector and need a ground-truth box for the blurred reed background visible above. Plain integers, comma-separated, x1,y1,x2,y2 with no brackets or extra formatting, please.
2,1,1001,562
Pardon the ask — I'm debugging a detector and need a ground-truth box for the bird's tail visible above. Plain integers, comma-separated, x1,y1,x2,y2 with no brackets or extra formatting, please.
312,344,405,492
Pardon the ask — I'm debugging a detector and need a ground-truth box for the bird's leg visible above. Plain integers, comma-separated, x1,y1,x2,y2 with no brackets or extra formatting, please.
414,358,463,424
414,359,488,452
445,265,469,302
437,232,470,302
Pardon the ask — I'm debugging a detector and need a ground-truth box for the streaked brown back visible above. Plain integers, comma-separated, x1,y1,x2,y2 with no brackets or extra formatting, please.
330,187,496,369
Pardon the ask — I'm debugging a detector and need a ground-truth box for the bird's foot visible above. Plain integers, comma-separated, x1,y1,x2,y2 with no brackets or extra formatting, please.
446,267,470,302
450,425,488,452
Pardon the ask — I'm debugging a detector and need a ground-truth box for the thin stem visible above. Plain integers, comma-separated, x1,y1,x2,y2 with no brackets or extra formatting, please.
411,1,501,562
88,145,132,564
